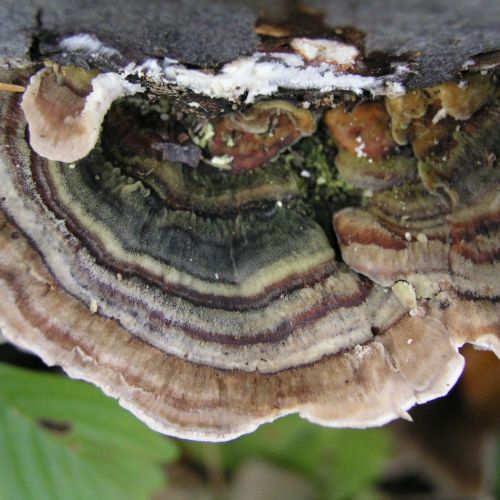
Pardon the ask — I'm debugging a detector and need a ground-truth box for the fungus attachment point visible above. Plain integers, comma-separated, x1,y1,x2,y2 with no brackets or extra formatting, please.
21,66,143,163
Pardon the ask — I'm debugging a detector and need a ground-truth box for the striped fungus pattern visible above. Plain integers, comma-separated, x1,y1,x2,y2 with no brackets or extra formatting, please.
0,63,498,441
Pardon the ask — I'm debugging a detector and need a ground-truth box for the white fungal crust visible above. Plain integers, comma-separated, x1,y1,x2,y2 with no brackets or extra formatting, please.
56,32,408,104
21,68,143,163
59,34,120,58
290,38,359,66
123,52,407,103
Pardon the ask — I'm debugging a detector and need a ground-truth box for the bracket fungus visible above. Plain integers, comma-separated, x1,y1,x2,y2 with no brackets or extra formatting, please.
0,0,499,441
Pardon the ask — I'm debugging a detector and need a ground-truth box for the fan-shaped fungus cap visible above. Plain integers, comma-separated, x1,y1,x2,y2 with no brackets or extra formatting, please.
21,66,142,163
0,0,499,441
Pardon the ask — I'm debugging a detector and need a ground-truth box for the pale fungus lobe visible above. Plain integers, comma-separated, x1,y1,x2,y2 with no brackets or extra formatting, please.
0,0,499,441
21,66,143,163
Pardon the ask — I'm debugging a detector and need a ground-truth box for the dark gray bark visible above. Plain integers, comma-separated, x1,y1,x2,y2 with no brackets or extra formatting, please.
2,0,499,88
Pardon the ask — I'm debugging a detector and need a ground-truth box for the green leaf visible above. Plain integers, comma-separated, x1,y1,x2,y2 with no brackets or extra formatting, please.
183,415,392,500
0,363,178,500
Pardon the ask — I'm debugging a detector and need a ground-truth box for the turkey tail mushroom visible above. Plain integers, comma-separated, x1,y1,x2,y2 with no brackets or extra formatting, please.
0,0,499,441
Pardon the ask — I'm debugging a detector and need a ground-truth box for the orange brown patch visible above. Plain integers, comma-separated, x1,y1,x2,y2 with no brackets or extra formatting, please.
324,102,396,160
208,101,315,172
